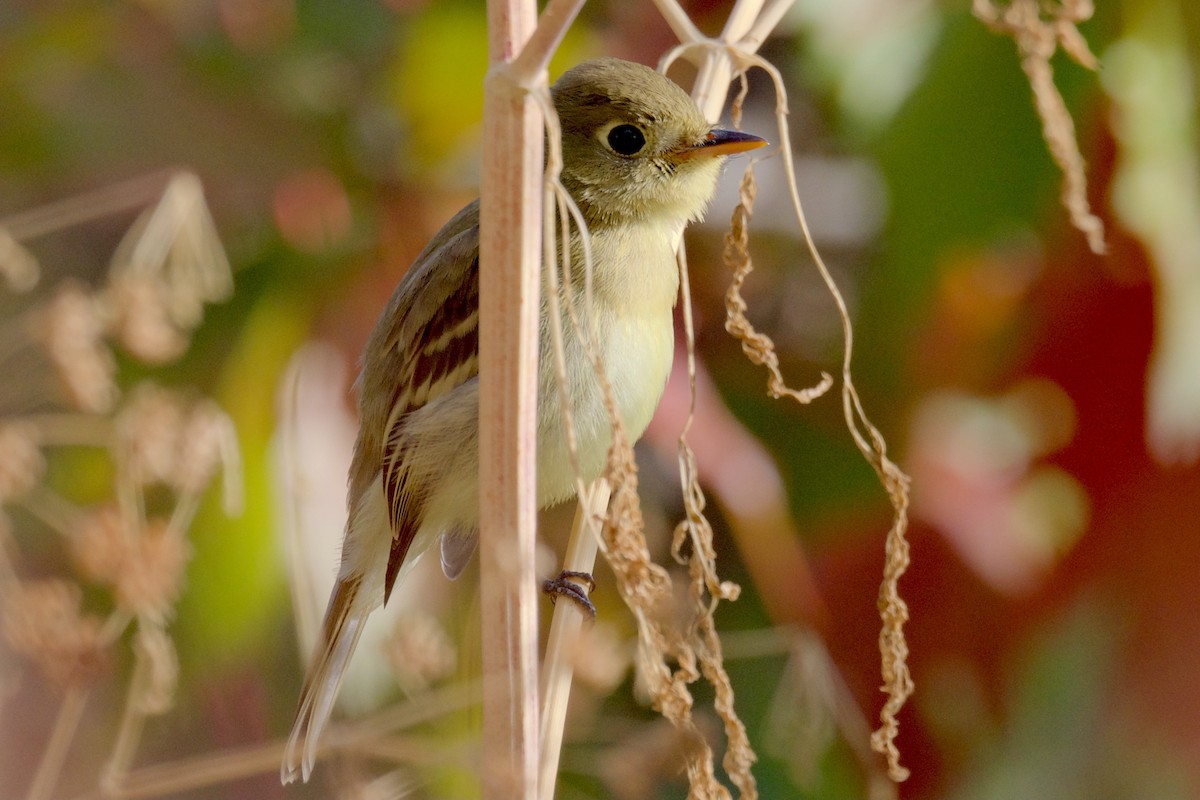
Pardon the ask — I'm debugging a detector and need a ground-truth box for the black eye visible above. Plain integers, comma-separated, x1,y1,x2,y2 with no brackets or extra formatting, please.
606,123,646,156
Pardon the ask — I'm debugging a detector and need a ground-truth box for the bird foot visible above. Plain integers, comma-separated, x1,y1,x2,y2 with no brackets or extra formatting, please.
542,570,597,621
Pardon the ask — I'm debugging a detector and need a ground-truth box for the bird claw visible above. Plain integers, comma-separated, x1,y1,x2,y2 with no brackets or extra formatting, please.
542,570,597,621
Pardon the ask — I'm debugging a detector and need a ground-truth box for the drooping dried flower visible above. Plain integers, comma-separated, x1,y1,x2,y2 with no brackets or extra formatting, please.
0,421,44,504
974,0,1105,255
116,383,187,488
113,518,191,620
105,273,189,363
34,281,119,414
2,579,109,687
109,172,233,333
114,384,240,511
71,504,131,585
174,399,236,498
132,625,179,715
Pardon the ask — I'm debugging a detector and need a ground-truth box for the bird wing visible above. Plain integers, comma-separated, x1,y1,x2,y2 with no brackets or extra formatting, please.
356,200,481,603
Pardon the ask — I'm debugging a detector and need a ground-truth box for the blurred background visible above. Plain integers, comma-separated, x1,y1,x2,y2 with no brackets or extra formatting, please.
3,0,1200,798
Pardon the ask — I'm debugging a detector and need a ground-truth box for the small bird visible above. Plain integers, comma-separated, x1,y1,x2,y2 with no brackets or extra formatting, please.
282,57,765,783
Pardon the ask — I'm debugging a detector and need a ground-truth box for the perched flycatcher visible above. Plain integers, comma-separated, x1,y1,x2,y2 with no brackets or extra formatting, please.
282,57,766,783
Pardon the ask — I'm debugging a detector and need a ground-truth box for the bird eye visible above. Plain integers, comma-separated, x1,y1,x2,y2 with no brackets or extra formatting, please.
606,123,646,156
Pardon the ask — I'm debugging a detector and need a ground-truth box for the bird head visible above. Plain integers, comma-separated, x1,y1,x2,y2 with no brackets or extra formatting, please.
551,58,766,227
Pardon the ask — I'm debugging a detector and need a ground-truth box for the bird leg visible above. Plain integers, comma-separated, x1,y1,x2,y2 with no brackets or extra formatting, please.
542,570,597,620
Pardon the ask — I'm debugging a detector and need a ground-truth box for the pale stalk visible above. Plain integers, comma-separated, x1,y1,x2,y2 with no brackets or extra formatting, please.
22,413,113,446
720,0,767,42
478,35,544,800
647,0,705,49
538,478,611,800
694,0,768,120
25,686,89,800
691,53,737,123
478,0,577,790
0,171,176,242
277,359,321,656
654,0,776,121
739,0,798,52
511,0,589,83
101,639,153,795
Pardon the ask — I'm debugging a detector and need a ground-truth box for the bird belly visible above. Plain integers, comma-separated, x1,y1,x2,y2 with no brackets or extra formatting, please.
535,304,674,507
341,282,675,592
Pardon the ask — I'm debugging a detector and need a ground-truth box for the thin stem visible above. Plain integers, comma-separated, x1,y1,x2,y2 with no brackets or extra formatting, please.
19,485,82,539
479,0,543,792
539,478,611,800
720,0,767,42
691,52,736,123
511,0,588,84
86,741,287,800
648,0,706,45
21,413,113,447
739,0,797,52
26,685,90,800
102,641,151,794
0,172,175,242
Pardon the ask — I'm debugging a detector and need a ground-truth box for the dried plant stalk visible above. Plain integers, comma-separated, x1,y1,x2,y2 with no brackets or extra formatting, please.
478,0,585,794
676,240,760,797
600,428,734,798
25,686,90,800
723,169,833,405
669,36,918,780
538,148,749,797
477,39,546,800
0,173,236,800
539,478,610,800
975,0,1106,255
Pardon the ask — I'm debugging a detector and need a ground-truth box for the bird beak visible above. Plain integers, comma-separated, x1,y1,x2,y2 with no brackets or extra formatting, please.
677,129,768,160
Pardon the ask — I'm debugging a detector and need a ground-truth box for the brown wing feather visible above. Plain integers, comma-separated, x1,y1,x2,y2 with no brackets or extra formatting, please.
381,257,479,601
358,203,481,605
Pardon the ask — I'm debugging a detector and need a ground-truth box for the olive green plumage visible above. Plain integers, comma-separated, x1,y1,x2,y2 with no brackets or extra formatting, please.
282,57,764,785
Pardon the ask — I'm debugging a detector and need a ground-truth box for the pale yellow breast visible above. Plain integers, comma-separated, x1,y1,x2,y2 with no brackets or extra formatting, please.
535,219,680,506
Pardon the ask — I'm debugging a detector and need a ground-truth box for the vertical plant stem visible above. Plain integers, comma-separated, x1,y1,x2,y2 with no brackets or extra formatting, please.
479,0,541,794
102,641,151,794
739,0,797,51
26,685,90,800
648,0,706,47
511,0,589,81
538,478,611,800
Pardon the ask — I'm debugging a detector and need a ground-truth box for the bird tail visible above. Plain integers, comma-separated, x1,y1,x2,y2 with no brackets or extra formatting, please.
281,574,367,784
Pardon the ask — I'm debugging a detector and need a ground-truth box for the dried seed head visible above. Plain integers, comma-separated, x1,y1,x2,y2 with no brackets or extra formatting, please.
71,504,131,585
174,400,233,496
106,273,188,364
116,384,237,507
117,384,187,487
35,281,118,414
0,422,44,504
2,579,109,687
72,506,191,618
109,172,232,331
133,625,178,715
383,612,457,693
113,518,191,620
